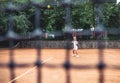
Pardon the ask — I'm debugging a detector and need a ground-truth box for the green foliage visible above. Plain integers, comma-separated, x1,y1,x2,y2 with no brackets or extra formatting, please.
71,2,93,28
43,6,65,32
103,3,120,28
0,12,8,34
0,3,8,34
13,13,32,34
0,1,120,35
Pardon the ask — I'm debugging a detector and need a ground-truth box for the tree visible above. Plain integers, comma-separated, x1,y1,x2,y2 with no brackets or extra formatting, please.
0,0,120,35
71,2,94,29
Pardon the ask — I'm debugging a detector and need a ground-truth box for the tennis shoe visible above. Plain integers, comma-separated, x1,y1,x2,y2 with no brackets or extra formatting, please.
76,55,79,57
72,55,76,57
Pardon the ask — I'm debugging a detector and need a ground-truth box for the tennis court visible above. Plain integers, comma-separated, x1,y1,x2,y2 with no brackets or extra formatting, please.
0,48,120,83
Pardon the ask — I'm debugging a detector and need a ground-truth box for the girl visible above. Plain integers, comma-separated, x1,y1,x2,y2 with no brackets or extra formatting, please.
72,36,79,57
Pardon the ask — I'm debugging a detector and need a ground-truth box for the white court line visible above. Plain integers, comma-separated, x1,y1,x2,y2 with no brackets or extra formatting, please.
8,57,54,83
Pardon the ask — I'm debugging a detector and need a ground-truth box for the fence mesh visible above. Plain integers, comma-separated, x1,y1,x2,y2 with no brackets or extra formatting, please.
0,0,120,83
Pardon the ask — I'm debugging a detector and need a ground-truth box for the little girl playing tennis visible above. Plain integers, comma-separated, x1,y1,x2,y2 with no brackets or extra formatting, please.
72,32,79,57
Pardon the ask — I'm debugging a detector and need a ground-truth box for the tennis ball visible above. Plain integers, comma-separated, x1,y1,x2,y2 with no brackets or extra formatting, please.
47,5,51,9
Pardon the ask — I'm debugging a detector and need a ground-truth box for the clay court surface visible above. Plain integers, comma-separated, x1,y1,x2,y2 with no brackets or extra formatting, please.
0,48,120,83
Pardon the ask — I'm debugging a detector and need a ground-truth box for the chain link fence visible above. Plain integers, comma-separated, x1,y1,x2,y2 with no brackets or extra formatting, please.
0,0,120,83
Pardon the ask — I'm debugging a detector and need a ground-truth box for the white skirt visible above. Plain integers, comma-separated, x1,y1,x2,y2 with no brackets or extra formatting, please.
73,46,78,50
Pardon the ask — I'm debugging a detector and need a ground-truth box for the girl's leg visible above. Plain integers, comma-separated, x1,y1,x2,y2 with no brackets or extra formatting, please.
75,50,79,57
73,50,79,57
72,50,76,56
76,50,78,55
